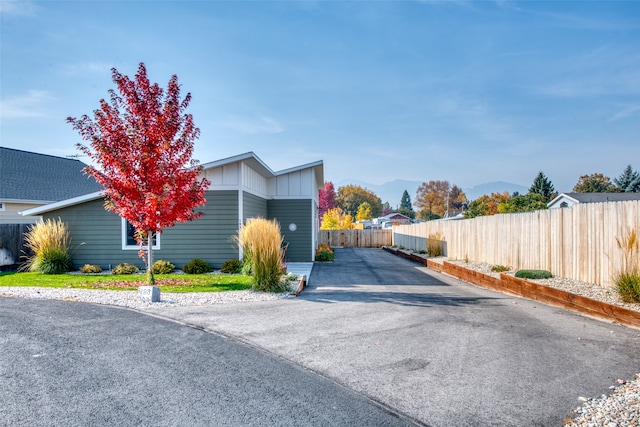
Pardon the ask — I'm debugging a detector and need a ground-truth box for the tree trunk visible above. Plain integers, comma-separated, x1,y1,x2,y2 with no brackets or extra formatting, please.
147,231,155,285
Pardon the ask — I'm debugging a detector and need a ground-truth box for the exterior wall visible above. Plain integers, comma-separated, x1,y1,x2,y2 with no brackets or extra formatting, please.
267,168,317,199
268,199,313,262
242,191,267,222
0,202,43,224
43,191,239,270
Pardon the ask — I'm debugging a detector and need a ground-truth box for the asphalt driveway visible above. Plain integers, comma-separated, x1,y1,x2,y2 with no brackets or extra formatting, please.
0,296,412,426
143,248,640,426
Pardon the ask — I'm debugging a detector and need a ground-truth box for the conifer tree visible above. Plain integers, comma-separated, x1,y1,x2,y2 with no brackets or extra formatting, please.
613,165,640,192
529,172,556,203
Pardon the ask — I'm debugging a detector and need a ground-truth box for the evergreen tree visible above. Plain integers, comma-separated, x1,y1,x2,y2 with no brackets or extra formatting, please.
613,165,640,192
398,190,415,218
529,172,556,202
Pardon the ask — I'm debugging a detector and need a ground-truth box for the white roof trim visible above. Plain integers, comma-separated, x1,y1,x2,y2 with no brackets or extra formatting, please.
547,193,580,208
20,191,104,216
274,160,324,176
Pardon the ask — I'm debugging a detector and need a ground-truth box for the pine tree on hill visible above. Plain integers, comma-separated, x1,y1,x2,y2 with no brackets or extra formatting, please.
613,165,640,192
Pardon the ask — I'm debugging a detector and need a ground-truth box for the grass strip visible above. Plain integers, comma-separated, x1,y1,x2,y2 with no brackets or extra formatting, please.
0,272,253,293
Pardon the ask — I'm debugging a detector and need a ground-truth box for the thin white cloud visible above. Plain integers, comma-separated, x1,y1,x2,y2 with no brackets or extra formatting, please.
218,116,284,134
62,62,112,76
0,0,37,16
0,90,54,119
608,104,640,123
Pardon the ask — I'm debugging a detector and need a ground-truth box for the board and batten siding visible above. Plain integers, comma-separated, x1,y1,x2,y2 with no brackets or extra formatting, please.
268,199,312,262
43,191,239,270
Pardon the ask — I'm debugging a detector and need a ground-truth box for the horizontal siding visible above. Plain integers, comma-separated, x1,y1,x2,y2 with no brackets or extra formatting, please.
44,191,240,270
243,191,267,222
0,203,42,225
268,199,312,262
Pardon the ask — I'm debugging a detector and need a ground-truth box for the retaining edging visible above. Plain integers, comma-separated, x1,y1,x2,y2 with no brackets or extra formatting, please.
383,246,640,329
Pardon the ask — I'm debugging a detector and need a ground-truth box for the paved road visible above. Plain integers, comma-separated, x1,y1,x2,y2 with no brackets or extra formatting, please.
142,248,640,426
0,297,413,426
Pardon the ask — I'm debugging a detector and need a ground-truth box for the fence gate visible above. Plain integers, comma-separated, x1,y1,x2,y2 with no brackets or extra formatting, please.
318,229,392,248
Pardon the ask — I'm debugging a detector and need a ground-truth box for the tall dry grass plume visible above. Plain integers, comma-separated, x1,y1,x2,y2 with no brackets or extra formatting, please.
21,218,72,274
236,218,288,292
427,232,443,257
615,228,640,302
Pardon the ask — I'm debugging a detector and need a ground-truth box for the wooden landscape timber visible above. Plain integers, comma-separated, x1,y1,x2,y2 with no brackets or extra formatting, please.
383,246,640,330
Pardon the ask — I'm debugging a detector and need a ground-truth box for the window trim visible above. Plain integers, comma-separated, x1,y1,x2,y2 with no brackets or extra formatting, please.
121,218,160,250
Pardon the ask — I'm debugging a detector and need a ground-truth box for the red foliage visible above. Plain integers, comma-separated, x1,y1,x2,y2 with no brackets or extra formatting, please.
67,63,210,236
318,181,337,219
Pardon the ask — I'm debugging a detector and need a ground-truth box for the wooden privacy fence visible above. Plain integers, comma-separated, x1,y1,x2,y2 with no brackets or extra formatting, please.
393,200,640,288
0,224,31,268
318,229,392,248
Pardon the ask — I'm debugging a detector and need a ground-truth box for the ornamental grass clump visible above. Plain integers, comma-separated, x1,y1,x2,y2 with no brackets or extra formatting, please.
236,218,287,292
21,218,72,274
427,232,443,257
615,229,640,303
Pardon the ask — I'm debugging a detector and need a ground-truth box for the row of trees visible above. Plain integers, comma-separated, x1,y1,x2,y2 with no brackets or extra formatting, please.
320,164,640,228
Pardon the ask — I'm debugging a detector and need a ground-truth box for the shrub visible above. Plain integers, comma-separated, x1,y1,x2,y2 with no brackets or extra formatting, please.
427,232,443,257
37,248,72,274
491,265,510,273
315,244,334,262
515,270,552,280
152,260,175,274
182,258,213,274
616,272,640,303
615,229,639,302
220,259,243,274
80,264,102,274
21,218,72,274
235,218,287,292
112,263,139,275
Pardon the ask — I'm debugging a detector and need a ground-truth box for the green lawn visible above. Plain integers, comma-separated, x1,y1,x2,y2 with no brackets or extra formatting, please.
0,271,254,293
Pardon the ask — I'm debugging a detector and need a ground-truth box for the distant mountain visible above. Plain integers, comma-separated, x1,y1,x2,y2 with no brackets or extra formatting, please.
335,179,528,208
462,181,528,201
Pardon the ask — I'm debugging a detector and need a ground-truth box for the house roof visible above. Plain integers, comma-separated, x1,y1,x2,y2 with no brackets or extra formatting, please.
21,151,324,216
202,151,324,186
548,192,640,207
0,147,102,203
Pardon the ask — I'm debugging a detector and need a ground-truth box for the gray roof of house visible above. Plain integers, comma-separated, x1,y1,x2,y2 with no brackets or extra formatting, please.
0,147,102,202
562,192,640,203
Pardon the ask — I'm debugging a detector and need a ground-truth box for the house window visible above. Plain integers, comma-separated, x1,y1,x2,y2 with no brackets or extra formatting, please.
121,219,160,250
560,202,568,208
0,202,4,211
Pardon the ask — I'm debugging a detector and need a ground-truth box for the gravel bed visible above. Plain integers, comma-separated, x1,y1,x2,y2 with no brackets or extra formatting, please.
429,256,640,425
0,287,291,310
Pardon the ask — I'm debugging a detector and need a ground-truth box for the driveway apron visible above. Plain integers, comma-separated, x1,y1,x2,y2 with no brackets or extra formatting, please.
144,248,640,426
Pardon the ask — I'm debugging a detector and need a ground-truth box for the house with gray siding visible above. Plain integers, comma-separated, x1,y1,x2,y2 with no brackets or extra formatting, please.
21,152,323,269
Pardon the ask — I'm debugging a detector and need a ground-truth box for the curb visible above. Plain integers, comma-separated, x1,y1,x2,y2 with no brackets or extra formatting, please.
383,246,640,330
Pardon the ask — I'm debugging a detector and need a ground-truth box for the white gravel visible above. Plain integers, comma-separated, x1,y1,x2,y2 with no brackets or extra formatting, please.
0,287,292,310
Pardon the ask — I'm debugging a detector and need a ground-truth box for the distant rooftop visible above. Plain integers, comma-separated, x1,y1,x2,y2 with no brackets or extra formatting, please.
561,192,640,203
0,147,102,202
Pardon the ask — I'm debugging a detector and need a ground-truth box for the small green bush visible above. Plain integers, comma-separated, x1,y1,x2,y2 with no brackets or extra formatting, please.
37,248,72,274
152,260,175,274
515,269,553,280
616,272,640,303
220,259,243,274
80,264,102,274
182,258,213,274
112,263,139,275
315,244,335,262
491,265,510,273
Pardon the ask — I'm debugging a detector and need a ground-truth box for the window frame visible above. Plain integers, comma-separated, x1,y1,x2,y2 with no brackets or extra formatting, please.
121,218,160,250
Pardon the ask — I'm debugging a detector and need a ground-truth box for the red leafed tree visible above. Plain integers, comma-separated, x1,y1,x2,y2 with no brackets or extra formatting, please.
318,181,337,220
67,63,210,285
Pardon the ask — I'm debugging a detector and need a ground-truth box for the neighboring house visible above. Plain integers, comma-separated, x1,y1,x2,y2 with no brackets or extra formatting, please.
547,192,640,209
0,147,102,225
22,152,323,268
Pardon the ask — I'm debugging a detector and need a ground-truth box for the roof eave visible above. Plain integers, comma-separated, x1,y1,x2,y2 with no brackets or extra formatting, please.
20,191,104,216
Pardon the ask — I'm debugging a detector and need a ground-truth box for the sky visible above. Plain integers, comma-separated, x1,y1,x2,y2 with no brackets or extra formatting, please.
1,0,639,198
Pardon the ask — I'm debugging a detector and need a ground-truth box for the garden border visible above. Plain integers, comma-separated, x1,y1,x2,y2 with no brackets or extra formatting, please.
383,246,640,330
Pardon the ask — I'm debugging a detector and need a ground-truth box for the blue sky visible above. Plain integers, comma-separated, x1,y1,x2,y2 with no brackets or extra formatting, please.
1,0,639,199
